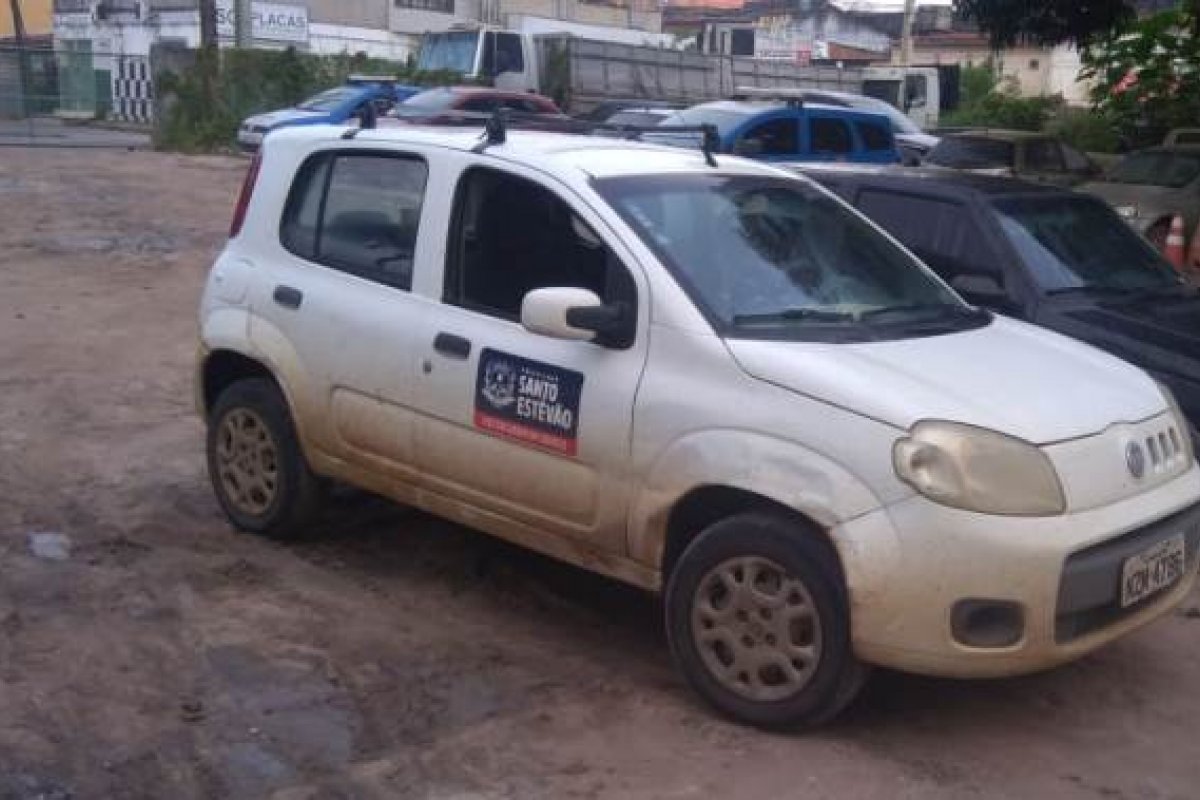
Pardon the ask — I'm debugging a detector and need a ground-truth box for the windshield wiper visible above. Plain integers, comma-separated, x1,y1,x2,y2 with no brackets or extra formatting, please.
857,303,971,323
732,308,855,325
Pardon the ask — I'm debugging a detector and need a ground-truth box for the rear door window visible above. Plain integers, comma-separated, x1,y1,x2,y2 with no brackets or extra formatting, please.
810,118,853,156
855,120,892,151
927,137,1015,169
280,151,428,291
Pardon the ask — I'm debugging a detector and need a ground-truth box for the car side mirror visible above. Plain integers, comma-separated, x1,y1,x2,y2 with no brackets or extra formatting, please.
521,287,633,346
950,273,1006,302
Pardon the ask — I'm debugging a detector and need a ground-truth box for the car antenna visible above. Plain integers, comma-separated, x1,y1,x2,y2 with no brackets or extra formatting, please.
471,110,507,153
341,101,377,140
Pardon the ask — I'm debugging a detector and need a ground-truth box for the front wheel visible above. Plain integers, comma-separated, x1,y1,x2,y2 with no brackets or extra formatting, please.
206,377,323,539
665,512,867,729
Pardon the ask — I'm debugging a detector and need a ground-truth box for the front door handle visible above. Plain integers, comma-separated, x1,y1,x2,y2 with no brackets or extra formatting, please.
433,332,471,360
273,285,303,310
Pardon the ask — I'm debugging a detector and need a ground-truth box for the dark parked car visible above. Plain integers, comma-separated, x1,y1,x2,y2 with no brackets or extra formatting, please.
390,86,564,125
800,165,1200,435
925,130,1101,187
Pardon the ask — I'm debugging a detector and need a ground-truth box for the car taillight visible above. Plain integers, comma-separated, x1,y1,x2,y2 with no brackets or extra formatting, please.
229,153,262,238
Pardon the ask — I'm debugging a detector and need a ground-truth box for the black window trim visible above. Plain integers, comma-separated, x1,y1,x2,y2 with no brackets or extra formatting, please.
279,147,429,292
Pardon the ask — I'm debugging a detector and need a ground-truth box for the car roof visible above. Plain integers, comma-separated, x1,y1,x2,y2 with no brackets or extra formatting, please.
797,164,1069,198
684,99,891,122
269,123,783,179
1137,144,1200,155
410,85,554,102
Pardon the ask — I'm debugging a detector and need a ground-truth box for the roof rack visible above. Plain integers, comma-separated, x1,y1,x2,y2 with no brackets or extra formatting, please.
729,86,809,106
445,109,721,166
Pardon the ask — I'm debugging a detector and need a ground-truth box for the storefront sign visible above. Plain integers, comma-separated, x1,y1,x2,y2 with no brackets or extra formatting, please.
216,1,308,44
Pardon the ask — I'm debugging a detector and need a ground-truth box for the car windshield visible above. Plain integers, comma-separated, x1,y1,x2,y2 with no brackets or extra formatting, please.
993,195,1181,293
397,87,458,112
1106,151,1200,188
596,174,976,341
926,137,1015,169
851,96,920,135
416,31,479,73
297,87,357,112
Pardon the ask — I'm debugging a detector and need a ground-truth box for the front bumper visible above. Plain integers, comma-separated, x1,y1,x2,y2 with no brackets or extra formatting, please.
833,465,1200,677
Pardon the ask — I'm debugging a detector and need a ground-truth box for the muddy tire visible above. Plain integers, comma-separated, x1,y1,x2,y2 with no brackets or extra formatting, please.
665,512,867,729
206,377,323,539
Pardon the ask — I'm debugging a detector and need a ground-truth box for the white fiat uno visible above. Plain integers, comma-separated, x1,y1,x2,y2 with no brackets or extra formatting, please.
198,120,1200,728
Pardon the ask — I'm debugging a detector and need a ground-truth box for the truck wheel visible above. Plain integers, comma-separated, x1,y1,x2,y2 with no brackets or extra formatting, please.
665,512,867,729
206,377,322,539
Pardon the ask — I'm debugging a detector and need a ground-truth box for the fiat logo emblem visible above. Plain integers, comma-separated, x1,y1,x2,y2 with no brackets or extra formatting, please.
1126,442,1146,479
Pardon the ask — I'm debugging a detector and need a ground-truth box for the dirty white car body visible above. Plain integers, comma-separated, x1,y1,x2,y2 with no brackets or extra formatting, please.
198,123,1200,727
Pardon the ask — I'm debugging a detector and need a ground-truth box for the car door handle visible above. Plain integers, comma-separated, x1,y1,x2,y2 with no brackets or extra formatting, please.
433,332,471,360
273,285,303,310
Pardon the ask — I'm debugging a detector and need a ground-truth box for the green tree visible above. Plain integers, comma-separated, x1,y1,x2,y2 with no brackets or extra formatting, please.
953,0,1137,48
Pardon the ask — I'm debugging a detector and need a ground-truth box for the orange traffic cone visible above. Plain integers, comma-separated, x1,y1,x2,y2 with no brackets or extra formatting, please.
1163,214,1186,270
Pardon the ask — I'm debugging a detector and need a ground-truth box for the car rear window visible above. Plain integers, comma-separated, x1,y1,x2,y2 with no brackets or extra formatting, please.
927,137,1015,169
856,189,978,278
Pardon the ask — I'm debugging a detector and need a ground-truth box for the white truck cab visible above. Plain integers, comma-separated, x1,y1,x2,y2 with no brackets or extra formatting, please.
198,122,1200,728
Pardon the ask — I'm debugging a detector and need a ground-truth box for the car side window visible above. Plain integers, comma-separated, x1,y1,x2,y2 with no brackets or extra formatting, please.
737,118,798,156
856,189,986,281
855,121,892,151
481,31,525,75
280,151,428,291
810,118,852,155
445,167,635,322
1026,139,1065,172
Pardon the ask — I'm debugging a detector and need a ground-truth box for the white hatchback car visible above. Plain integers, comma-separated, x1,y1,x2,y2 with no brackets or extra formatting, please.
198,122,1200,728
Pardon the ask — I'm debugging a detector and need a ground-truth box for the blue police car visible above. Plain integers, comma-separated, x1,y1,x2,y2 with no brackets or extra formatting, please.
654,99,901,164
237,76,420,152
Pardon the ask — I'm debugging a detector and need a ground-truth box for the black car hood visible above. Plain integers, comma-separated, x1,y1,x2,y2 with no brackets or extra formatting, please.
1038,291,1200,420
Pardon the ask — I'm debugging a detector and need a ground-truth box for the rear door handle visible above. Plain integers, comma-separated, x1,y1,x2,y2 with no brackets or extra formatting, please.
433,332,471,360
273,285,303,310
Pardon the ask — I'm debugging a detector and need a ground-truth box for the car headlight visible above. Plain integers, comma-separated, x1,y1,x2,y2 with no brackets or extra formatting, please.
1157,381,1196,467
1114,204,1139,219
893,420,1066,516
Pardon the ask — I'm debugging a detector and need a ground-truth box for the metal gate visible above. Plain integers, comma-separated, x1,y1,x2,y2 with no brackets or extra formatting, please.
0,44,151,147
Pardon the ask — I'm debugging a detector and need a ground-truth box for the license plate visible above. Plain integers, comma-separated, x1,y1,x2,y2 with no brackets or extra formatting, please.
1120,534,1187,608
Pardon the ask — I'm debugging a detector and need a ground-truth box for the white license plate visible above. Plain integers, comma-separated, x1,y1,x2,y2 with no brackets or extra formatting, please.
1120,534,1187,608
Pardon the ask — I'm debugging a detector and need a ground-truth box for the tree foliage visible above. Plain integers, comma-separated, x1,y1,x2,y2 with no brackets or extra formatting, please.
953,0,1137,48
1081,7,1200,145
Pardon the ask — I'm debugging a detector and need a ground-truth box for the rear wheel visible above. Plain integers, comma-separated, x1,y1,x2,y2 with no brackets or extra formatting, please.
206,378,323,539
665,512,867,729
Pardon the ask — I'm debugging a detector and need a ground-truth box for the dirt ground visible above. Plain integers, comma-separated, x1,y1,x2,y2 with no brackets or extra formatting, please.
1,147,1199,800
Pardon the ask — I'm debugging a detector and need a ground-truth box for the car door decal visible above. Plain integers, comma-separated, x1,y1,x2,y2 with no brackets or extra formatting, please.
474,348,584,456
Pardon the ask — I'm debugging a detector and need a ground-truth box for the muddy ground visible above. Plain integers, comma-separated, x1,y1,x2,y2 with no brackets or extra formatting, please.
1,147,1198,800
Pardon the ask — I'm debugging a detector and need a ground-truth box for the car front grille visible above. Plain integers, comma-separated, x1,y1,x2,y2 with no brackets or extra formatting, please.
1056,500,1200,643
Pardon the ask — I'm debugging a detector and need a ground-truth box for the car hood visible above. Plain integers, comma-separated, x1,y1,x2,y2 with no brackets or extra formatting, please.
245,108,328,128
1079,180,1185,211
725,316,1164,444
1040,292,1200,384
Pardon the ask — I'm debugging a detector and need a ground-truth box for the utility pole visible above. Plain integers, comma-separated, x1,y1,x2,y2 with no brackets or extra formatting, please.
199,0,218,51
234,0,252,48
899,0,915,66
8,0,30,118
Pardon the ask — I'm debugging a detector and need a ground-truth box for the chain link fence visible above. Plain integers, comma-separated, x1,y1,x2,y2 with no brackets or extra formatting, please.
0,43,152,147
